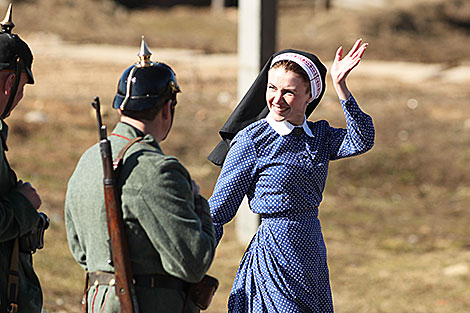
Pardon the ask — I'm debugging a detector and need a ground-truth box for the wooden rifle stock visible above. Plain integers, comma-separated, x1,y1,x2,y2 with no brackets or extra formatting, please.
91,97,139,313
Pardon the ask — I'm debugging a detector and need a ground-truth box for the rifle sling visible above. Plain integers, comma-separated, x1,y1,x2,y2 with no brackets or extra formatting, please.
113,136,144,172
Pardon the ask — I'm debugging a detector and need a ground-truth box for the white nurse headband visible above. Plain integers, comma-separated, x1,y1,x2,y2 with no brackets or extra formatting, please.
271,52,322,102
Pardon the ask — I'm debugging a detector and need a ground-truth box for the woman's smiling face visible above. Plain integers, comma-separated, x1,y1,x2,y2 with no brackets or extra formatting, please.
266,67,310,126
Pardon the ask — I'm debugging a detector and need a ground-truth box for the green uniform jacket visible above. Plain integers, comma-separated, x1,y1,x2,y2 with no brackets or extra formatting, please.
65,122,216,313
0,120,42,313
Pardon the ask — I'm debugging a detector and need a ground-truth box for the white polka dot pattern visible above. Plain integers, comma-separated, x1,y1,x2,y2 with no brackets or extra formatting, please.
209,95,374,312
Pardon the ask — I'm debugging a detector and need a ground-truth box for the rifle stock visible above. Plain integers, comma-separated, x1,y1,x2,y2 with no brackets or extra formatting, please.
91,96,139,313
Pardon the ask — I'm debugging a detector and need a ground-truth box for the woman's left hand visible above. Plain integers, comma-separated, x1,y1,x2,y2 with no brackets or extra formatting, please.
331,38,368,85
330,38,368,100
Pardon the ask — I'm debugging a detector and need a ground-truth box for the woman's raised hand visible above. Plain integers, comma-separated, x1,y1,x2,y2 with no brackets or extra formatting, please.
330,38,368,100
331,38,368,85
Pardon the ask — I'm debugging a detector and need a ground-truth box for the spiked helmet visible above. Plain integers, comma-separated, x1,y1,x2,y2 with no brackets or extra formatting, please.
0,4,34,119
113,37,180,111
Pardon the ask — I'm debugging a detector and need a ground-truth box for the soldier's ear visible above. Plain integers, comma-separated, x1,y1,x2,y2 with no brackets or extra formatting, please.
161,100,172,120
3,73,16,95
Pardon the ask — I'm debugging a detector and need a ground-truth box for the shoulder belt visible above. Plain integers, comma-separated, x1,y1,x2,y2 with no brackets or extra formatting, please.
112,136,143,172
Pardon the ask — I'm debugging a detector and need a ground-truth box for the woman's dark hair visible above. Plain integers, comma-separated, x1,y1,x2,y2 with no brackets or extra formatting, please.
270,60,310,95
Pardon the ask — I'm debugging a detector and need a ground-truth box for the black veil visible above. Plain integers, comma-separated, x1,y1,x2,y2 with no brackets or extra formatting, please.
208,49,327,166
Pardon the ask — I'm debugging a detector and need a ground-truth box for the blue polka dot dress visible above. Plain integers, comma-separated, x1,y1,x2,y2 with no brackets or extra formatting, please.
209,95,375,312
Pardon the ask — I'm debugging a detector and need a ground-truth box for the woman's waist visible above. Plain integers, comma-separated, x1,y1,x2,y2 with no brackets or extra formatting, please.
250,192,321,213
259,208,318,220
257,210,325,246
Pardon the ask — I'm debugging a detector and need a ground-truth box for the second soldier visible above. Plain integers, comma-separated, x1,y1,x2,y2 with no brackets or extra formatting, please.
65,38,216,313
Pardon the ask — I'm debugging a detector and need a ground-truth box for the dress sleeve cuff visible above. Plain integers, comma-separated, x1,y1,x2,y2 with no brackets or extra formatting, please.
340,94,356,106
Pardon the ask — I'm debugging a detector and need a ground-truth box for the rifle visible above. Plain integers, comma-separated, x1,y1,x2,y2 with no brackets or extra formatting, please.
91,96,139,313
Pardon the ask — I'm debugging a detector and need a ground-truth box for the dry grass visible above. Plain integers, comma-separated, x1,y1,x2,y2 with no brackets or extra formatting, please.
3,0,469,312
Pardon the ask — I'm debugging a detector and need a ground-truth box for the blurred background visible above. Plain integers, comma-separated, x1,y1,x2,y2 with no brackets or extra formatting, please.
4,0,469,312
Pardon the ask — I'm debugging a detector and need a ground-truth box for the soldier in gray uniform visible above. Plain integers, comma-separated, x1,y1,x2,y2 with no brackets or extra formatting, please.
65,38,216,313
0,4,48,313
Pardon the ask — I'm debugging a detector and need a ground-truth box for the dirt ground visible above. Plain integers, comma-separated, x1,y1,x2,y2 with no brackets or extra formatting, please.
3,0,470,312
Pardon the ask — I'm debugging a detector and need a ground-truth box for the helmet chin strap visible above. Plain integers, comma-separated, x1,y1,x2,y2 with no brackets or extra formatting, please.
1,57,21,119
161,97,176,141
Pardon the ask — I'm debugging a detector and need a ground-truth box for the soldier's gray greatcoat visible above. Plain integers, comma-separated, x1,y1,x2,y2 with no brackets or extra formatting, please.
0,120,42,313
65,122,216,313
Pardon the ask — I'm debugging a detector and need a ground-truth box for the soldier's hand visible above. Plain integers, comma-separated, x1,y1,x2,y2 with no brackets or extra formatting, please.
191,179,201,195
16,180,42,210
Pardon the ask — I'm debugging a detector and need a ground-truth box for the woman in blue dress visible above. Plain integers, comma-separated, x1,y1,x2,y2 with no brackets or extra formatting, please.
208,39,375,312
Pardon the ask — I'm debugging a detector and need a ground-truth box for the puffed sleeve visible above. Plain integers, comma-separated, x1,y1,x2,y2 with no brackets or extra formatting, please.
328,95,375,160
208,132,257,244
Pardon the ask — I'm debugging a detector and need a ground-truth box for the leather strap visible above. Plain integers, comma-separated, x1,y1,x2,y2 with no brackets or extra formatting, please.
88,271,189,291
88,271,116,287
81,272,89,313
7,239,20,313
134,274,189,290
112,136,143,172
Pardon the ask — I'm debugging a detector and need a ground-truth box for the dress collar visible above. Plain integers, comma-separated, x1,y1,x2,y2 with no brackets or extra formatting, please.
266,114,313,137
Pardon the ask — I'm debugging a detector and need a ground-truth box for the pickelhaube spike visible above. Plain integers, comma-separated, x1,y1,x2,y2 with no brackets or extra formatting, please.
0,2,35,119
1,3,14,34
137,36,152,68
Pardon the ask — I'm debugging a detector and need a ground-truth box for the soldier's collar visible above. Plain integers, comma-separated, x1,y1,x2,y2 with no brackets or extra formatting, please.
121,121,145,138
0,119,8,151
114,122,160,150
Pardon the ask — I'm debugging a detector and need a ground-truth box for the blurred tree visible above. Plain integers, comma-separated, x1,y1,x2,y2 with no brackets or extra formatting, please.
443,0,470,29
